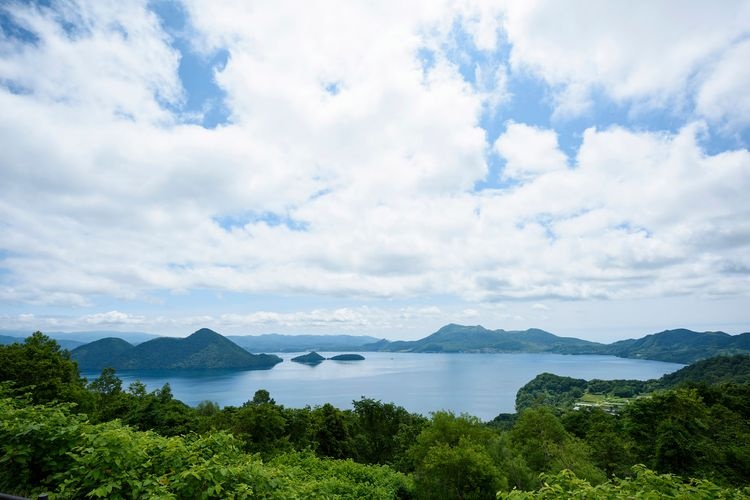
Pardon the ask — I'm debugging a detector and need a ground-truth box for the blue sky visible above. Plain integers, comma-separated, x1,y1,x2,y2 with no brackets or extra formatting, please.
1,1,749,341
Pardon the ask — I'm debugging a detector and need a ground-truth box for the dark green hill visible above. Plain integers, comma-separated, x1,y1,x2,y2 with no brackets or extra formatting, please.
601,328,750,363
369,324,602,353
71,337,134,371
655,354,750,387
291,352,326,365
72,328,282,370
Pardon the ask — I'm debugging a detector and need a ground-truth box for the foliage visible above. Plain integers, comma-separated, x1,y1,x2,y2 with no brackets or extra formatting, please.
3,331,750,498
499,466,750,499
623,386,750,484
408,412,507,498
515,373,587,412
0,396,86,496
561,407,634,478
1,396,412,499
415,439,505,499
351,397,427,467
509,408,605,486
0,331,89,405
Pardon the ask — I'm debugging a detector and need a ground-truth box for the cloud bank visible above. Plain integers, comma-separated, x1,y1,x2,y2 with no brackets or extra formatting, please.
0,0,748,337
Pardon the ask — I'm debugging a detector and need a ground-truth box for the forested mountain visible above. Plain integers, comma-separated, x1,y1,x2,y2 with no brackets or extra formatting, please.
601,328,750,363
364,324,750,363
71,328,282,370
228,333,379,352
367,324,602,353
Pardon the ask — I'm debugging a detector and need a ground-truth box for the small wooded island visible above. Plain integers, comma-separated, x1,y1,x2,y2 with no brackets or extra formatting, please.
290,351,326,365
291,352,365,364
329,354,365,361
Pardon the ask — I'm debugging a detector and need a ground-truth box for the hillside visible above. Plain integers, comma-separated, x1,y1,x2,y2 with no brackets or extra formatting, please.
369,324,602,354
0,335,21,345
228,333,379,352
655,354,750,387
72,328,282,371
515,354,750,412
71,337,134,371
601,328,750,363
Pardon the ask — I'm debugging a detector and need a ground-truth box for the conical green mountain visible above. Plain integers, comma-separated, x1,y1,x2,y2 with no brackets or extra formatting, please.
72,328,282,370
369,324,601,353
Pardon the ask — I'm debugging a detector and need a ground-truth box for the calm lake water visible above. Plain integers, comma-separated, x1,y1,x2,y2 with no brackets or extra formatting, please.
83,352,682,420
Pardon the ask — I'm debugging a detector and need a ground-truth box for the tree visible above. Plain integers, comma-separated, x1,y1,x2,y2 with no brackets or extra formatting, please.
312,403,355,459
87,367,129,422
414,439,505,499
408,412,506,498
510,407,604,485
624,389,714,477
231,390,290,456
351,397,427,465
0,331,88,405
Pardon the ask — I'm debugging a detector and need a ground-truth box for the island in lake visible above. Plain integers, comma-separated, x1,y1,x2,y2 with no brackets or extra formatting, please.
329,354,365,361
291,352,366,364
291,351,326,365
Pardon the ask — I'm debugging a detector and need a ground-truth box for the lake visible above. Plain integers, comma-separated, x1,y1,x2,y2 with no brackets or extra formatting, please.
84,352,682,420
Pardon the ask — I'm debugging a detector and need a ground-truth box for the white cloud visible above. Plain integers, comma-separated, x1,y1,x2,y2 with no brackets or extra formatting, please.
83,310,146,326
493,121,568,180
503,0,750,123
0,1,748,339
0,1,181,123
695,39,750,127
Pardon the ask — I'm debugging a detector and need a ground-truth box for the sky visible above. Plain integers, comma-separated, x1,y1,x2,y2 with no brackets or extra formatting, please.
1,1,749,342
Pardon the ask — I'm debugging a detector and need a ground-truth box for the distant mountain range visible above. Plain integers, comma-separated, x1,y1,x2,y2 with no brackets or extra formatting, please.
0,329,159,347
6,324,750,365
71,328,282,371
363,324,750,363
227,333,379,352
1,329,378,353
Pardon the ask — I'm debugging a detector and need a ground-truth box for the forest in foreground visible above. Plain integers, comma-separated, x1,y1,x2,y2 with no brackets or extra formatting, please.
2,332,750,499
